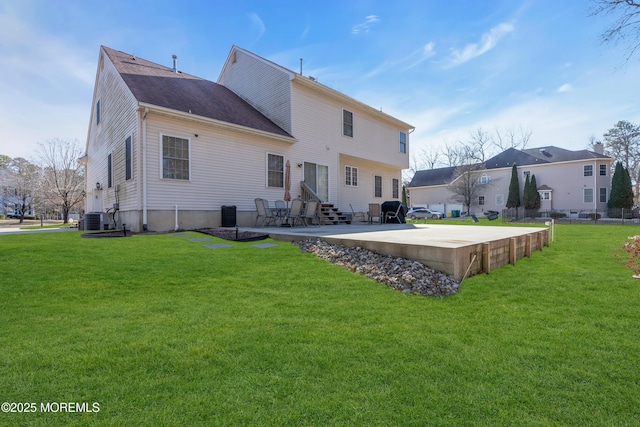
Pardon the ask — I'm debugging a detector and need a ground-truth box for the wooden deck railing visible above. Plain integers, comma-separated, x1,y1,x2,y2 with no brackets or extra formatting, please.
300,181,322,203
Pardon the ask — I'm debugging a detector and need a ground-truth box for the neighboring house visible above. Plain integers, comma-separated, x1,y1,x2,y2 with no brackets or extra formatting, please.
83,46,413,232
409,145,615,217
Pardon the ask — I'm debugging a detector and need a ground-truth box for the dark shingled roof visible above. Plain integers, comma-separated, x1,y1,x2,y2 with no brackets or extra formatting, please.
409,166,457,187
409,146,613,188
102,46,292,138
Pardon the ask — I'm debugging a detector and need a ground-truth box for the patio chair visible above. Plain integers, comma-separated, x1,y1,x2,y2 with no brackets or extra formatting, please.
302,200,320,226
368,203,381,224
349,204,367,222
384,204,403,224
286,199,305,227
274,200,287,224
254,198,276,227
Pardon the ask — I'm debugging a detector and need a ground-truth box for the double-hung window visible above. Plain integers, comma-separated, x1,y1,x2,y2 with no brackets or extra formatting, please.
584,188,594,203
392,178,399,198
267,153,284,188
584,165,593,177
399,132,406,153
125,136,132,180
162,135,190,180
343,109,353,137
107,153,113,188
345,166,358,186
600,164,607,176
599,187,607,203
374,175,382,198
479,195,485,206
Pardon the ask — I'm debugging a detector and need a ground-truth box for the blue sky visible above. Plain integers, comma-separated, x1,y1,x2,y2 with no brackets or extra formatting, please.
1,0,639,167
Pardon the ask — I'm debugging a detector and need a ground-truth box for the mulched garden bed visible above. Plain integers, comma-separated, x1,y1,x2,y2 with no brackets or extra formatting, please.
195,228,269,242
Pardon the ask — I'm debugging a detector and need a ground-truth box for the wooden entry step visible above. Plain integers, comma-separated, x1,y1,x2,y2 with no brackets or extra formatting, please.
319,203,351,225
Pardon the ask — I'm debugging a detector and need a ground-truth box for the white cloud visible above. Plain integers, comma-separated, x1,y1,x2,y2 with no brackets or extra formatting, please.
363,42,437,78
352,15,380,34
557,83,572,93
446,22,515,68
248,13,266,41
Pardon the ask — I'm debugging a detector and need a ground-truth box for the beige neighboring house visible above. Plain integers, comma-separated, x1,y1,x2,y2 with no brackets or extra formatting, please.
408,145,615,217
82,46,413,232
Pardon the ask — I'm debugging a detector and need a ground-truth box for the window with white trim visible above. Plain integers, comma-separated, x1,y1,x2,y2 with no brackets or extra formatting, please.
583,188,594,203
374,175,382,198
162,135,190,180
107,153,112,188
599,187,607,203
584,165,593,177
478,173,490,184
600,164,607,176
399,132,406,153
267,153,284,188
479,195,485,206
125,136,132,181
540,191,551,200
343,109,353,137
523,170,530,178
392,178,399,199
345,165,358,186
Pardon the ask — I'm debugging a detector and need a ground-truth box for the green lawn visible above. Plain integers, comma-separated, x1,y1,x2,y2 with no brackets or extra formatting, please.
1,225,639,426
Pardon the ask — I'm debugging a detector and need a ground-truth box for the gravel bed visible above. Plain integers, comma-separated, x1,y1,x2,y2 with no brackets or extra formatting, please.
295,239,460,297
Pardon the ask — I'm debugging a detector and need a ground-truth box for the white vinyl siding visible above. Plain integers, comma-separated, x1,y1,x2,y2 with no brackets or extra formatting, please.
162,135,190,180
85,50,139,213
217,48,292,133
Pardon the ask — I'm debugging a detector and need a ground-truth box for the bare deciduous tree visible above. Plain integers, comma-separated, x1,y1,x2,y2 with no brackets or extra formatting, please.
447,163,490,214
492,126,532,151
602,120,640,200
37,138,85,223
3,157,41,223
590,0,640,62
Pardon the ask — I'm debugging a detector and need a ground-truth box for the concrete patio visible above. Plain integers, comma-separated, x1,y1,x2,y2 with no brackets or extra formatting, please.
245,222,550,281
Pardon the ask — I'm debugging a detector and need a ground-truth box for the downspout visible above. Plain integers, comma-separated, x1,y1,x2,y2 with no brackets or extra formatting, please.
593,159,597,210
142,107,149,231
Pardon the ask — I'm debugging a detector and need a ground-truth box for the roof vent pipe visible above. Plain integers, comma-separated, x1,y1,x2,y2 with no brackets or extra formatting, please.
172,54,178,73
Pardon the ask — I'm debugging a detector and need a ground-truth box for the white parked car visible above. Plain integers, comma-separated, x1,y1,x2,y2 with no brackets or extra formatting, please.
407,208,444,220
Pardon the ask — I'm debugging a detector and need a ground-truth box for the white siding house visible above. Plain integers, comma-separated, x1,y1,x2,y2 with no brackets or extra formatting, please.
83,46,413,232
409,146,615,217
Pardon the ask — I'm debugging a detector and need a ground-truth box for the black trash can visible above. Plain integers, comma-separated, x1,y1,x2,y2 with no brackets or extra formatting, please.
221,205,236,227
381,201,407,223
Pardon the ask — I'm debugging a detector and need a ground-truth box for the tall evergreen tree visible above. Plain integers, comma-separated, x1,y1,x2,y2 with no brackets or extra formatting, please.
530,174,541,210
523,174,531,209
506,163,520,208
609,161,634,210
